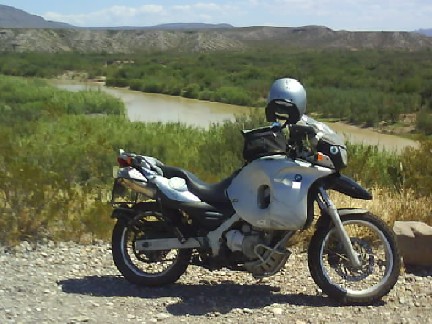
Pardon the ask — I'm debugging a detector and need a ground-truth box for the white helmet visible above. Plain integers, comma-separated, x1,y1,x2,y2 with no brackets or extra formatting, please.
265,78,307,124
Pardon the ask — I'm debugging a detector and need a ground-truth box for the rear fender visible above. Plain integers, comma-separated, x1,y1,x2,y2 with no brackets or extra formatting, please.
111,201,160,225
111,207,135,225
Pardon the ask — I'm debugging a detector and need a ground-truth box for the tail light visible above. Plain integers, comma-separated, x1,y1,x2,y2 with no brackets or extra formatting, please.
117,156,132,167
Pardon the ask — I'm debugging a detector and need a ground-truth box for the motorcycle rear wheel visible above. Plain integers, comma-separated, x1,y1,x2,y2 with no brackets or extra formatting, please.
112,211,191,286
308,213,400,305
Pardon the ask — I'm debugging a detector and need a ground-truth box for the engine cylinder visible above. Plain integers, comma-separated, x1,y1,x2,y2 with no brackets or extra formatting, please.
225,230,244,252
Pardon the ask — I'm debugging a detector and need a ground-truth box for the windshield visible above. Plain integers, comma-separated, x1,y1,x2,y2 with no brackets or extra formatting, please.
298,115,345,146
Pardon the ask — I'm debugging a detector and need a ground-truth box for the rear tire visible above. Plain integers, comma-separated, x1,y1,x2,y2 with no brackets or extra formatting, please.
308,213,400,305
112,211,191,286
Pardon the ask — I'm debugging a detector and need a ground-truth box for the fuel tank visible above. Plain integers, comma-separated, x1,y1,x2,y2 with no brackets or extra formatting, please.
227,155,333,230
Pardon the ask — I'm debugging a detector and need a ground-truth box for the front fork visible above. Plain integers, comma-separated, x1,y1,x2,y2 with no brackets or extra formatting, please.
317,187,361,268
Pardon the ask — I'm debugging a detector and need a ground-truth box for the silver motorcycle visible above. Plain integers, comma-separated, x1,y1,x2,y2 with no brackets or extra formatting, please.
109,113,400,305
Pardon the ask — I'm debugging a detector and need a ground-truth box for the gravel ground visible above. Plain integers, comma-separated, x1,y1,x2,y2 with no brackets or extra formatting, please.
0,241,431,324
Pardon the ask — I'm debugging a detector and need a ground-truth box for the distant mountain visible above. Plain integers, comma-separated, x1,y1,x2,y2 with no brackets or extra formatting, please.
153,23,233,30
0,5,232,30
415,28,432,37
0,4,73,28
91,23,234,30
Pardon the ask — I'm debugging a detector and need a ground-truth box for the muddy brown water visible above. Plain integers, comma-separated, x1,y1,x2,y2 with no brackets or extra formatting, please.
54,81,418,153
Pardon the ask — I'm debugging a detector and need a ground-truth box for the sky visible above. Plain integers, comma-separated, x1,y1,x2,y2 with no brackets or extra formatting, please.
1,0,432,31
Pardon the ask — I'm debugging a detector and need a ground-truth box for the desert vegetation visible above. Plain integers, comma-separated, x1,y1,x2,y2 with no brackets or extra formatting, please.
0,46,431,245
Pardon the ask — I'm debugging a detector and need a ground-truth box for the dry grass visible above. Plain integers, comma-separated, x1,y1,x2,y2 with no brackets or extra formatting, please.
290,188,431,249
329,188,432,226
1,185,430,246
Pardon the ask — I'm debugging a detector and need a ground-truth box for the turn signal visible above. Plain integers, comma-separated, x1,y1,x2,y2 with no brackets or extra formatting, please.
316,152,325,161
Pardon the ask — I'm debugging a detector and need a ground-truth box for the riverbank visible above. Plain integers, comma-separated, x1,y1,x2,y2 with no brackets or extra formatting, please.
52,79,251,128
326,121,419,152
51,79,419,153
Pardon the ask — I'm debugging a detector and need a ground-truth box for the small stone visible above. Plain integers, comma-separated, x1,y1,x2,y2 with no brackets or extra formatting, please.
155,313,171,321
69,316,90,323
272,307,284,315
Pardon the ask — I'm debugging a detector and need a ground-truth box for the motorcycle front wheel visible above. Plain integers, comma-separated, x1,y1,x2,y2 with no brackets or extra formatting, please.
112,211,192,286
308,213,400,305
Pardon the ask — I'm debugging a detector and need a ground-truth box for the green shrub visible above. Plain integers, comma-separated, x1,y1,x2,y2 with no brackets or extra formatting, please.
400,139,432,197
2,49,431,131
416,110,432,135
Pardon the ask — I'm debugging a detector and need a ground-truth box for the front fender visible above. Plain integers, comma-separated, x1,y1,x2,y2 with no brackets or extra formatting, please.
328,174,372,200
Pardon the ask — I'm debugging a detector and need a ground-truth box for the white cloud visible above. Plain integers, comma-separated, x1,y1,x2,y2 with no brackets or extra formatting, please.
45,5,165,26
170,2,236,22
253,0,432,30
42,0,432,30
45,2,236,27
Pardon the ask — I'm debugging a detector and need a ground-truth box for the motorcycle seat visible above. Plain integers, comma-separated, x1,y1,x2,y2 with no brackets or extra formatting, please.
160,165,237,205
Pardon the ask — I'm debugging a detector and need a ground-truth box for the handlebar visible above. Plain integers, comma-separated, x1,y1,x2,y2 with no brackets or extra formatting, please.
288,124,316,141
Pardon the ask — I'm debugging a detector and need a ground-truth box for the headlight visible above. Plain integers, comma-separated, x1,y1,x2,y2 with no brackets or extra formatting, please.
340,147,348,168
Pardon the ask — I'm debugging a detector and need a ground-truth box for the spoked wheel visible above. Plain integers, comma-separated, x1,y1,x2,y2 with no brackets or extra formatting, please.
308,213,401,305
112,211,191,286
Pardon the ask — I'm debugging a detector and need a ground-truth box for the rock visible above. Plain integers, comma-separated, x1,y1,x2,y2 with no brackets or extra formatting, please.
393,221,432,266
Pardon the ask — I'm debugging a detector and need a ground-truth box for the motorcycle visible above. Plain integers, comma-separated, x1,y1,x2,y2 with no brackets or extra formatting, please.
109,114,400,305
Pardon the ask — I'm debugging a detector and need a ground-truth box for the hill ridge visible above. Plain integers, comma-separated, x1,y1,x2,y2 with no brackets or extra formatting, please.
0,27,431,53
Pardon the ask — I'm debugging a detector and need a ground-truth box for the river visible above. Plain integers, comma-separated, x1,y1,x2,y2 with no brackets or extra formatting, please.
54,81,249,127
53,80,418,153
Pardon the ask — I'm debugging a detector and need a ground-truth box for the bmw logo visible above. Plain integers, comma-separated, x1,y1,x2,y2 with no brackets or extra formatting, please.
330,146,339,155
294,174,302,181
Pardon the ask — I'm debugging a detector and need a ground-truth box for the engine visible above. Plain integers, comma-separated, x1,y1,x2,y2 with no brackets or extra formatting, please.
224,225,292,278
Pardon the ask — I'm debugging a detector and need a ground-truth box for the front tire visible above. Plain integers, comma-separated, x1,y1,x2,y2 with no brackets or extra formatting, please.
308,213,400,305
112,211,191,286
